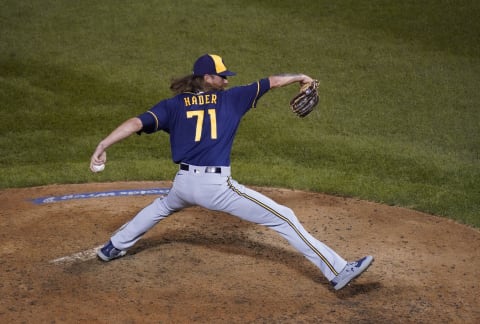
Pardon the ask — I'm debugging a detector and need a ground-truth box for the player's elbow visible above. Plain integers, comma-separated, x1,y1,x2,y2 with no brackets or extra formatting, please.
129,117,144,132
121,117,143,134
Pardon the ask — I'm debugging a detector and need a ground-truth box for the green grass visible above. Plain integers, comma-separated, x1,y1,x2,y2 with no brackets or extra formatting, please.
1,0,479,227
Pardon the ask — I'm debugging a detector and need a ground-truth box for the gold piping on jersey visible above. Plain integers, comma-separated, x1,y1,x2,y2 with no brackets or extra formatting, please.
146,111,159,131
251,81,261,109
226,177,338,276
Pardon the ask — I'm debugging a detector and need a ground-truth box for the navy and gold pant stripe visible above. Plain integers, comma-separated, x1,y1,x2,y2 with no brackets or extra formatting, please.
227,178,339,276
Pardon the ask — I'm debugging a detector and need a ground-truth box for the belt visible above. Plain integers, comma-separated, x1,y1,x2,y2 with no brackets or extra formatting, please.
180,163,222,174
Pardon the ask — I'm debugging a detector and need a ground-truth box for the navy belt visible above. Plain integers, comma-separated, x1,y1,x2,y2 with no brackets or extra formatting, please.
180,163,222,174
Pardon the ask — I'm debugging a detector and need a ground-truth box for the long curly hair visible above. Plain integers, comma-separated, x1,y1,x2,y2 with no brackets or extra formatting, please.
170,75,205,94
170,74,224,94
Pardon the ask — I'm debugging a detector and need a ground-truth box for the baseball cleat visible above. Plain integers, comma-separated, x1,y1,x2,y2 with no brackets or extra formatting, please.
330,255,374,290
97,240,127,261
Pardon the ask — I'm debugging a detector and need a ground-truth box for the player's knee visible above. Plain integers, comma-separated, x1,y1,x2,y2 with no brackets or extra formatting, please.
151,197,176,219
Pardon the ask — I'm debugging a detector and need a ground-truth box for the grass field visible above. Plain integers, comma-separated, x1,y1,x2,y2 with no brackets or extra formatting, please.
1,0,479,227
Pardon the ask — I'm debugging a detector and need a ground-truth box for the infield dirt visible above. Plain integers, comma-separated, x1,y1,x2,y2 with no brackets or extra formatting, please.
1,181,478,323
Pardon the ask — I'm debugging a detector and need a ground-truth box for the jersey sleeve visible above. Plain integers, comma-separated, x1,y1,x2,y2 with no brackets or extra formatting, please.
226,78,271,112
251,78,271,108
137,100,170,134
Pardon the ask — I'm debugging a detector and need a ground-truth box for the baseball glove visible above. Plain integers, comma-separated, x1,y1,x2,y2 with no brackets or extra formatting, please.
290,80,319,118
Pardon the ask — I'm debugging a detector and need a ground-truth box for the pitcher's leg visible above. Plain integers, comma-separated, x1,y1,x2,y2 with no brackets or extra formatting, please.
111,186,189,250
219,178,347,281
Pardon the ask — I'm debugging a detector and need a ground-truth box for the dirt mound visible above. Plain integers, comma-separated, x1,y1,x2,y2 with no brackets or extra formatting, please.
1,182,478,323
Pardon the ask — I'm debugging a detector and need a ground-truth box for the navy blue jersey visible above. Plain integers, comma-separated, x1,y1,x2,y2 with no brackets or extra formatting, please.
137,78,271,166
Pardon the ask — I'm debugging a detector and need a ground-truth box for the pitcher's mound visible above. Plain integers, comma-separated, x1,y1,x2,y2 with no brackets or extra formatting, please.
1,181,478,323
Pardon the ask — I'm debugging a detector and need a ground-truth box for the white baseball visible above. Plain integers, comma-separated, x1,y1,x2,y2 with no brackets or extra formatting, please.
93,164,105,172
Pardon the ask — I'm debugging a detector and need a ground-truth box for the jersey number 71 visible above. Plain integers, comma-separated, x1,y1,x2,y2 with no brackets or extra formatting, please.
186,109,217,142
